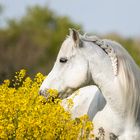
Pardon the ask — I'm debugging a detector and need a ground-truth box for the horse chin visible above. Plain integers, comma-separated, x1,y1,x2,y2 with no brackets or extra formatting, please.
58,88,76,99
58,93,70,99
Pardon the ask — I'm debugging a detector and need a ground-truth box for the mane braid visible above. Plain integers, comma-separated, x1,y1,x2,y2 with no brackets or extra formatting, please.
81,35,118,76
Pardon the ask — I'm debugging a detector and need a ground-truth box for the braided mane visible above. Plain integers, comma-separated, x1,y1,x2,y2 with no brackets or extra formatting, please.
81,34,118,76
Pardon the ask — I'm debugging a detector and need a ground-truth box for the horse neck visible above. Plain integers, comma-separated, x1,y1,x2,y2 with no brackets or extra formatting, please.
83,48,124,116
82,41,140,123
93,75,124,116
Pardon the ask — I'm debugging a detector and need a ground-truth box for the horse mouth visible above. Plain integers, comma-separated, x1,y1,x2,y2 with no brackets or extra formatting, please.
39,87,78,100
58,86,87,99
58,91,73,99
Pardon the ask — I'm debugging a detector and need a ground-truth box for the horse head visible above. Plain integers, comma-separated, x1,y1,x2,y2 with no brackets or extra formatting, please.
39,29,92,98
39,29,117,99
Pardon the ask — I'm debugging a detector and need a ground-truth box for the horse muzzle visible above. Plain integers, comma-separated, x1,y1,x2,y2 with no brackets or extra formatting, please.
39,87,74,100
39,89,50,99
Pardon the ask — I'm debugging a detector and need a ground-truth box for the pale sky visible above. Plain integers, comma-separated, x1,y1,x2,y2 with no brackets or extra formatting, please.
0,0,140,37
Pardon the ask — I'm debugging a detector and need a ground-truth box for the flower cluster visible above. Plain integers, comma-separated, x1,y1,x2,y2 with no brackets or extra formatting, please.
0,70,93,139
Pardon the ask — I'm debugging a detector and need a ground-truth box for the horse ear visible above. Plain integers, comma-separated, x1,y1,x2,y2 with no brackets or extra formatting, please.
69,28,80,45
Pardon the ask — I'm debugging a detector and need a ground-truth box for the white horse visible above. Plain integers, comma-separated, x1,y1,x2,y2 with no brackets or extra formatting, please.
39,29,140,140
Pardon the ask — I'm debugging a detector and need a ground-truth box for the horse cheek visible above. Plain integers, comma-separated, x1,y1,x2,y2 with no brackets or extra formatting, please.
65,67,87,88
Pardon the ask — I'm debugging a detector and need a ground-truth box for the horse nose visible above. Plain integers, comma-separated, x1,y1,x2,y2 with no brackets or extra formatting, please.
39,89,51,100
39,89,49,96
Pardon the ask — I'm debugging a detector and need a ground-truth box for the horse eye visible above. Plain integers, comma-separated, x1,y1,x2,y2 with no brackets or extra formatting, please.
59,57,68,63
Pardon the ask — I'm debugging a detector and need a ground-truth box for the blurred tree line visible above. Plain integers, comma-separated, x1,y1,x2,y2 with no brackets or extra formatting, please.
0,5,81,82
0,5,140,82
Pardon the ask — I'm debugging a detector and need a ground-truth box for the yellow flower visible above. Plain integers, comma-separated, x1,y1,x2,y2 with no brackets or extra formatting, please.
0,69,93,139
47,88,58,98
67,98,74,109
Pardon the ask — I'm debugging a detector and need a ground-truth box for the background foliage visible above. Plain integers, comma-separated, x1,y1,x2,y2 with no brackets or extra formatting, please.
0,5,139,82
